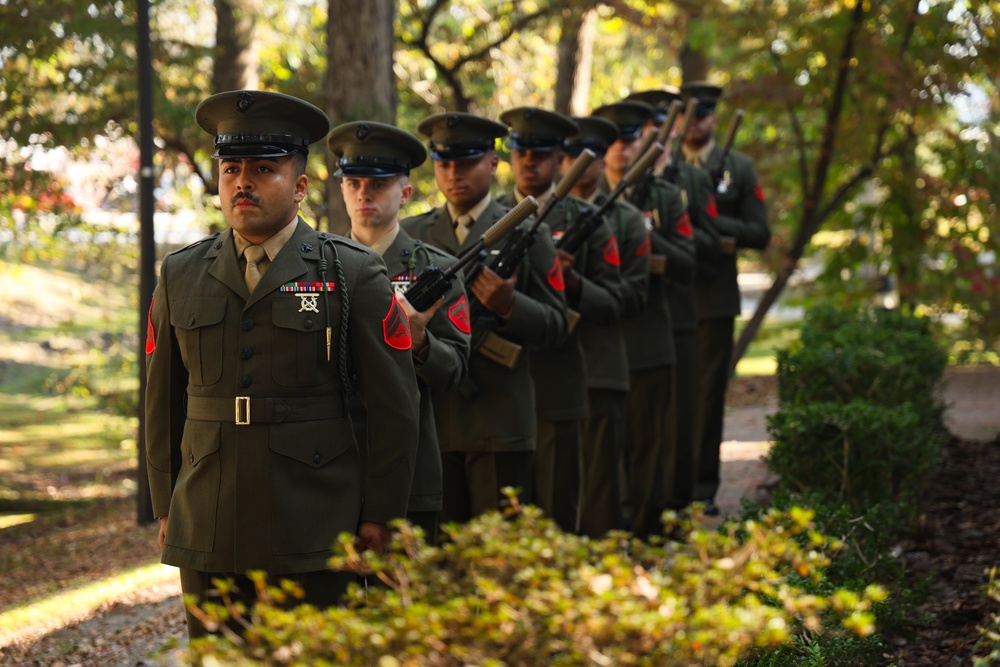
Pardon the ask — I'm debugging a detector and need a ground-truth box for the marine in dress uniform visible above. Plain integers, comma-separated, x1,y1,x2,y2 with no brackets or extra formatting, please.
401,112,568,525
144,91,419,638
561,115,649,539
495,107,624,534
626,88,724,510
328,121,471,544
592,100,695,539
679,82,771,512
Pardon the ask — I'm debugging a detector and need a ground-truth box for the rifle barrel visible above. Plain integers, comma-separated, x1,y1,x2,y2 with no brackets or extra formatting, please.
447,196,539,277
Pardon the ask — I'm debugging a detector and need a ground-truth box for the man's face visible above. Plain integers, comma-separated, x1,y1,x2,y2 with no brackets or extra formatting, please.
219,156,306,242
340,175,411,232
560,153,604,198
605,134,642,179
510,148,559,197
432,152,498,212
685,113,717,147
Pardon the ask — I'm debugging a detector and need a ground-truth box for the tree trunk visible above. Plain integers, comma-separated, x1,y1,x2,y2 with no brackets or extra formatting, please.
213,0,260,93
325,0,397,234
555,8,595,117
677,6,708,83
208,0,260,195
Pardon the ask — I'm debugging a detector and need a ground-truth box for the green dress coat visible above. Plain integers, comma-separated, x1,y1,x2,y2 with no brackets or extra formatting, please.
496,193,623,420
694,146,770,319
401,199,568,453
375,229,471,512
145,218,419,575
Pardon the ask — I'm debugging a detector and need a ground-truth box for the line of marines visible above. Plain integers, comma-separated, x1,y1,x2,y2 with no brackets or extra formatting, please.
144,83,769,636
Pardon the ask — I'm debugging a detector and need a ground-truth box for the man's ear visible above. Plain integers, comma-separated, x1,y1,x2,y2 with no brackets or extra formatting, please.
489,153,499,176
400,181,413,206
294,174,308,203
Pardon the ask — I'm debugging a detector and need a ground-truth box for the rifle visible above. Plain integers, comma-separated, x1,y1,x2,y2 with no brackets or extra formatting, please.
403,197,537,312
468,148,596,284
618,100,681,201
556,140,664,256
660,97,700,186
710,109,743,191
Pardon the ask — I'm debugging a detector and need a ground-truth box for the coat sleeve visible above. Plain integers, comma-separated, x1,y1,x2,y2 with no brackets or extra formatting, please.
347,250,420,524
689,166,723,264
714,154,770,252
414,269,471,393
144,255,188,519
614,202,650,320
654,182,696,287
572,214,623,326
499,221,569,349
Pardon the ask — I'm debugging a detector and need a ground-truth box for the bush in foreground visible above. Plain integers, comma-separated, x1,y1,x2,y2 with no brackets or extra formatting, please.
188,498,884,666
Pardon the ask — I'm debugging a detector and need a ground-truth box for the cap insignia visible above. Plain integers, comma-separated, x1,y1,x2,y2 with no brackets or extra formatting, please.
446,114,459,128
236,91,255,113
356,123,371,140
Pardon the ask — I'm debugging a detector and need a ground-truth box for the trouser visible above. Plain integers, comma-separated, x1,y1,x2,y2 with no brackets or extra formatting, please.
579,388,627,538
533,418,582,533
623,365,673,540
179,568,352,639
693,316,735,500
406,510,439,546
669,329,698,508
439,450,534,526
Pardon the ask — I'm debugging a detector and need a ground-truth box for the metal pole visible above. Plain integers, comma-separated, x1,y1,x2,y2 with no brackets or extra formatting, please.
136,0,156,524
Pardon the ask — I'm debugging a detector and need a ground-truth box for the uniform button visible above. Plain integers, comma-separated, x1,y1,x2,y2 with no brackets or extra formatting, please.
240,346,253,360
242,318,254,331
189,453,194,463
239,376,252,388
313,452,321,464
188,315,196,326
303,319,314,330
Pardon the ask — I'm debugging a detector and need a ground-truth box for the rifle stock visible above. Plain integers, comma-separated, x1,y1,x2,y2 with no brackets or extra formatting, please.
661,97,700,185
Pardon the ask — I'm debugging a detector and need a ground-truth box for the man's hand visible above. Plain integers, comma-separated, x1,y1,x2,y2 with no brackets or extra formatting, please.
556,249,582,299
357,521,392,553
470,266,517,318
398,294,444,353
158,516,168,551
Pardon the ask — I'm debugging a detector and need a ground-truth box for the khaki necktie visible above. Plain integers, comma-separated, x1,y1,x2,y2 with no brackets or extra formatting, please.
244,245,266,292
454,214,472,245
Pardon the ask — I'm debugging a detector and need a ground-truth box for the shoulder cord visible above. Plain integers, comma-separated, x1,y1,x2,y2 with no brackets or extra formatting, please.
408,241,434,274
318,237,355,395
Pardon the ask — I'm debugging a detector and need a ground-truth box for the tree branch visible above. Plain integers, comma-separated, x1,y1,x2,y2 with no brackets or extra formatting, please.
769,49,810,202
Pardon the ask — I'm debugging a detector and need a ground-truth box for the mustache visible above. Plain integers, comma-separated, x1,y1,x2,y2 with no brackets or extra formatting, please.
231,192,261,206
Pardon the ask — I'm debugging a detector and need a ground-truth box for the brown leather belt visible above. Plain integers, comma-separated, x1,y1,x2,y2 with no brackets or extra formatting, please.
186,396,342,426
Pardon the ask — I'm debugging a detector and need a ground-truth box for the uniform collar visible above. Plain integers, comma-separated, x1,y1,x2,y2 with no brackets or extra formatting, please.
232,216,298,260
446,193,492,225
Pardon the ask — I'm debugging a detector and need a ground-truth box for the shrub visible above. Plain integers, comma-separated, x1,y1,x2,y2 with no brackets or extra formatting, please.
765,400,945,510
188,499,884,667
974,567,1000,666
776,305,947,430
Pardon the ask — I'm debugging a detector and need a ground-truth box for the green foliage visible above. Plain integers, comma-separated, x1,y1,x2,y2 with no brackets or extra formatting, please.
188,500,884,666
975,567,1000,666
776,305,949,425
735,488,933,667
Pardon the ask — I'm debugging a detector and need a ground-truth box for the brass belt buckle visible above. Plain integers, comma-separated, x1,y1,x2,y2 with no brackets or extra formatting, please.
235,396,251,425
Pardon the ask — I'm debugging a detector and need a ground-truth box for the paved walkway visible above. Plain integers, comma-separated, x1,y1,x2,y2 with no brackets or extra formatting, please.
714,366,1000,517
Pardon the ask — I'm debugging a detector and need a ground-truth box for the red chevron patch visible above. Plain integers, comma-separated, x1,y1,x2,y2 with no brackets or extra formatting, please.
382,295,412,350
547,256,565,291
447,294,472,334
602,236,621,266
706,194,718,218
677,211,693,238
145,299,156,354
755,182,766,201
636,236,652,257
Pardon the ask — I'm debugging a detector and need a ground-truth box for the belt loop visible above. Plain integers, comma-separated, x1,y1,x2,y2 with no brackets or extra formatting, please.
235,396,251,425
